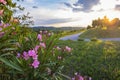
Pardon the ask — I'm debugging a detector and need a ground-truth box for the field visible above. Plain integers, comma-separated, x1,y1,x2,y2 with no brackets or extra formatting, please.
58,40,120,80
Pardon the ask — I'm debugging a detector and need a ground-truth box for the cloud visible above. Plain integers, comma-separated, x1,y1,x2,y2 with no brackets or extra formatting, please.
26,0,34,3
63,2,73,8
32,6,38,8
20,0,120,27
64,0,100,12
115,5,120,11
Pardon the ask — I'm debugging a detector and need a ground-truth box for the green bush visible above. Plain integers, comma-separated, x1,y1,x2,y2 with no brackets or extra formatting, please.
78,38,84,41
90,37,98,41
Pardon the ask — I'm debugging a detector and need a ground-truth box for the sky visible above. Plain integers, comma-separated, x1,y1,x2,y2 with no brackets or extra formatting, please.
15,0,120,27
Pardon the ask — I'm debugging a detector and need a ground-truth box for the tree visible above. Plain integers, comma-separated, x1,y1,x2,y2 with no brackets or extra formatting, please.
110,18,120,28
87,25,92,29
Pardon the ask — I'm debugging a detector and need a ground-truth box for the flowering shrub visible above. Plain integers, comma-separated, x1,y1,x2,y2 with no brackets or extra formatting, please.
0,0,73,80
0,30,72,80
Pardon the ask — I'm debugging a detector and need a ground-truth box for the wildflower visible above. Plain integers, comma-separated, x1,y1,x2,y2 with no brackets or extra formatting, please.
32,59,40,68
58,56,62,60
37,34,42,41
40,42,46,48
48,32,51,37
0,10,4,15
65,46,71,52
28,50,36,57
56,46,61,50
17,53,21,58
0,0,7,4
23,51,29,60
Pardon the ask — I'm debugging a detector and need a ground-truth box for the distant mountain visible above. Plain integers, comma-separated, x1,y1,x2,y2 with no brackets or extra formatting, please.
31,26,84,32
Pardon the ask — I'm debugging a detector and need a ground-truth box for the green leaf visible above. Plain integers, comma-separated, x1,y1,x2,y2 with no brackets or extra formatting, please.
0,57,23,72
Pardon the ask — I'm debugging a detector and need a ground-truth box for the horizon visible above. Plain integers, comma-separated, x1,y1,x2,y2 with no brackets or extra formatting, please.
15,0,120,27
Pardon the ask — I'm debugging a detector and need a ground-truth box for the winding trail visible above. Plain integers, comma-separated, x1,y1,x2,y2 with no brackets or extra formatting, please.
60,32,120,41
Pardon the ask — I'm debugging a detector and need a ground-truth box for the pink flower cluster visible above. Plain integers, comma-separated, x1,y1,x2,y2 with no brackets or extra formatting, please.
17,49,40,69
16,31,72,69
0,0,7,4
17,33,48,69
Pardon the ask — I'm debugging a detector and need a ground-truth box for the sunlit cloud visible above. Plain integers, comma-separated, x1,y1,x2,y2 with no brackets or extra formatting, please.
19,0,120,27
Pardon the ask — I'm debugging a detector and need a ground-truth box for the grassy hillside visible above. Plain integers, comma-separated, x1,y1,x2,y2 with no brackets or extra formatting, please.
79,28,120,38
58,40,120,80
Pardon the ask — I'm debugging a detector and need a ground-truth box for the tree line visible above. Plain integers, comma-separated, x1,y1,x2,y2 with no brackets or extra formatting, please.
87,16,120,29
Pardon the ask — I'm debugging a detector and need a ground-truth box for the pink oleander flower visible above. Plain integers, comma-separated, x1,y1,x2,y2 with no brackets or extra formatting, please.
79,76,84,80
23,51,29,60
3,23,10,28
0,27,2,31
89,77,92,80
28,50,36,57
65,46,72,52
37,34,42,41
32,59,40,68
0,23,3,26
34,45,40,52
32,54,38,60
40,42,46,48
0,10,4,15
71,77,75,80
17,53,21,58
0,0,7,4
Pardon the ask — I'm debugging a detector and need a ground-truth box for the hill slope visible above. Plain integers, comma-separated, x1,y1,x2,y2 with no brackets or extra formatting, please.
79,28,120,38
